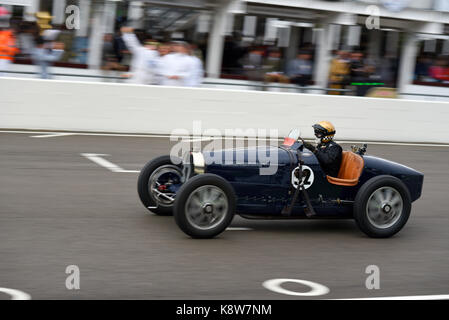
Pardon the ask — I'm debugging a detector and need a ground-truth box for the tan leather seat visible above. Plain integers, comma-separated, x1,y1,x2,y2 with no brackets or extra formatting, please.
327,151,364,187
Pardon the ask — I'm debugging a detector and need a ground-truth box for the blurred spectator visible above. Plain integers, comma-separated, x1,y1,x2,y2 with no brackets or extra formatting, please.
415,54,432,81
154,42,171,84
121,26,159,85
16,21,37,57
349,52,365,83
242,46,265,81
264,48,289,84
378,53,398,87
31,37,64,79
349,51,368,96
356,65,383,96
428,56,449,82
222,33,247,75
101,33,122,72
49,25,75,63
158,41,192,86
158,43,171,57
113,30,127,65
328,50,350,95
286,51,313,86
186,44,204,87
0,6,19,76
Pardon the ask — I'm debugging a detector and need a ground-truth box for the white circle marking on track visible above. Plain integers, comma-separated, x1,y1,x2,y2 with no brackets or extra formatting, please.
0,288,32,300
262,279,330,297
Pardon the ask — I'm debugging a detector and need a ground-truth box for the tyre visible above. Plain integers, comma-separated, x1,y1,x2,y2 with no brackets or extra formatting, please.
137,155,182,216
174,174,236,239
354,175,412,238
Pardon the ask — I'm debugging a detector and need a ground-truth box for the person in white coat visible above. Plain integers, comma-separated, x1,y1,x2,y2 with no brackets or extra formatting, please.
158,41,192,87
185,45,204,87
121,27,159,85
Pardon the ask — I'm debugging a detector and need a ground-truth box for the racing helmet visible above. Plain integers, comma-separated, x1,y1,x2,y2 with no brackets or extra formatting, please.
313,121,336,143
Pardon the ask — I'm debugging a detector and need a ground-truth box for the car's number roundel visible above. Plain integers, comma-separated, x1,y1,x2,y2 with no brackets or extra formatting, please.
291,165,314,190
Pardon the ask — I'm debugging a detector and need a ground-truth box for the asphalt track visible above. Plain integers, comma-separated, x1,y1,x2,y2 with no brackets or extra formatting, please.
0,131,448,300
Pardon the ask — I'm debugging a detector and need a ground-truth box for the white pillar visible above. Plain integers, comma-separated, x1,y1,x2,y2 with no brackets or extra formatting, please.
76,0,91,38
277,26,291,48
24,0,40,22
225,11,235,36
128,1,144,29
346,25,361,48
52,0,66,25
330,24,341,51
264,18,278,43
205,5,229,78
242,15,256,37
397,33,419,93
313,24,333,88
196,14,211,34
103,0,117,34
87,4,105,69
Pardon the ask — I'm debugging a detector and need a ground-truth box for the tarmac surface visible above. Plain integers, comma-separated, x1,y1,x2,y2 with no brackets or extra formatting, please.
0,131,448,300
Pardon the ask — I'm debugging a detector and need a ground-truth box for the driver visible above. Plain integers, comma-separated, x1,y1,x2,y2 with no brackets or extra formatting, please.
303,121,342,178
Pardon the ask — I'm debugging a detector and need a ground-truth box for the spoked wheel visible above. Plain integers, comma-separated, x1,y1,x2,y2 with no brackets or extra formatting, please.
354,175,411,238
138,156,183,216
174,174,236,239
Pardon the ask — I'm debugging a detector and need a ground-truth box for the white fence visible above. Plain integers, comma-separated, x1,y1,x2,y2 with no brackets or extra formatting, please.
1,77,449,143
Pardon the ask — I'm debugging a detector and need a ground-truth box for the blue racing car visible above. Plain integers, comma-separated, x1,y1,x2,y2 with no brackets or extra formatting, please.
138,130,424,239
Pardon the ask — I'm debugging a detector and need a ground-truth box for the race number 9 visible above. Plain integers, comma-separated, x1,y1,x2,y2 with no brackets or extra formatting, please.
291,165,314,190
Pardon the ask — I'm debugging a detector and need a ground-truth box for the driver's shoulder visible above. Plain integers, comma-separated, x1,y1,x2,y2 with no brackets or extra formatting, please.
328,141,343,151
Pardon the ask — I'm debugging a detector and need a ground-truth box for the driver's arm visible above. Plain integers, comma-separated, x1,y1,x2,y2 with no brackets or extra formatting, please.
303,142,316,153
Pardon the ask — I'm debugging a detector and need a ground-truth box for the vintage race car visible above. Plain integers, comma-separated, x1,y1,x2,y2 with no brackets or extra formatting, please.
138,130,424,239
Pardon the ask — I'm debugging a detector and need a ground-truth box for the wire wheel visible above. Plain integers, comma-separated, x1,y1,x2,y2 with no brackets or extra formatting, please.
149,165,182,206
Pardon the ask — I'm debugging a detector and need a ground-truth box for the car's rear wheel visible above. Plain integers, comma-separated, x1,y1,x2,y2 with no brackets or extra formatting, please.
174,174,236,239
137,155,182,216
354,175,411,238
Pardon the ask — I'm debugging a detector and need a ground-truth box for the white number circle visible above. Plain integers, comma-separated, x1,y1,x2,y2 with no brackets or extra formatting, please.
291,165,314,190
263,278,329,297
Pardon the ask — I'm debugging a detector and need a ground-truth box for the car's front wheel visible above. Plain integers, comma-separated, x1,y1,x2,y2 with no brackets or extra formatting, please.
174,174,236,239
354,175,412,238
137,155,183,216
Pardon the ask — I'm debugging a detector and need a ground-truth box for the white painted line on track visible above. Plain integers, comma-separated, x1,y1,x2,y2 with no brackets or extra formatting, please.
337,140,449,147
0,287,31,300
81,153,140,173
334,294,449,300
30,133,76,138
2,130,449,147
226,227,254,231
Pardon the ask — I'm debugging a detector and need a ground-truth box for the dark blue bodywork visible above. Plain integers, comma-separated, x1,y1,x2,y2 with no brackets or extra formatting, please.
201,144,424,219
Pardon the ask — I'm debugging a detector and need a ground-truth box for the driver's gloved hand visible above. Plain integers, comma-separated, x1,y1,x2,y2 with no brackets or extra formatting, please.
303,142,316,153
